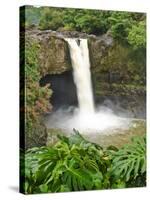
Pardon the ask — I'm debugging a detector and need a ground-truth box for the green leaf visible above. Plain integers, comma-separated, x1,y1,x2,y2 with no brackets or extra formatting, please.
112,135,146,182
39,184,49,193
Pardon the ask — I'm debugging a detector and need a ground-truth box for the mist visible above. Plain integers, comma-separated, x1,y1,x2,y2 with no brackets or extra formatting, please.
44,102,133,135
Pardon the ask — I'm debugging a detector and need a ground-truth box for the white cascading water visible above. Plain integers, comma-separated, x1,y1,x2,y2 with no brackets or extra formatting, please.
45,38,131,134
65,38,95,115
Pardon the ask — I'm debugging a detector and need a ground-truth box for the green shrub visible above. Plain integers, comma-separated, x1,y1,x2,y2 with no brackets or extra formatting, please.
39,8,64,30
25,38,52,138
21,131,146,194
128,20,146,49
20,36,53,148
21,130,112,193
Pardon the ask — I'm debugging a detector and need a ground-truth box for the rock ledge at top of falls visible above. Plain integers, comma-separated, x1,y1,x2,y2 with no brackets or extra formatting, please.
25,29,113,40
25,29,114,76
25,29,145,90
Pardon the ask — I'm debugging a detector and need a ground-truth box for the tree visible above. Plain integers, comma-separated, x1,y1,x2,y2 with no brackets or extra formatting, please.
39,8,64,30
128,20,146,49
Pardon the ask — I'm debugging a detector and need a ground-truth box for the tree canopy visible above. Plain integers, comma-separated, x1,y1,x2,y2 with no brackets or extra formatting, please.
22,6,146,49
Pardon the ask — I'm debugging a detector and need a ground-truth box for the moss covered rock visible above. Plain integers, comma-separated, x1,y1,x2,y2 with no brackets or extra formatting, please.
26,30,72,76
39,36,71,75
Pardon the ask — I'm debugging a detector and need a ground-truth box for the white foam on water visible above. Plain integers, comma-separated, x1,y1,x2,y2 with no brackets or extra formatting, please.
45,106,131,134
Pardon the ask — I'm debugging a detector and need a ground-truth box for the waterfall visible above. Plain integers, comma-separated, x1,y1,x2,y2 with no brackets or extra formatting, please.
45,38,131,135
65,38,95,115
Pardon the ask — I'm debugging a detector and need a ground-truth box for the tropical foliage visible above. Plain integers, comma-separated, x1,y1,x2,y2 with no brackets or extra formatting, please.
128,20,146,49
22,6,146,49
111,135,146,186
20,35,53,148
20,130,146,194
24,38,52,131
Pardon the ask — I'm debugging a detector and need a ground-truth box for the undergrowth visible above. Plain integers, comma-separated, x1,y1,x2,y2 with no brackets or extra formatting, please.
20,129,146,194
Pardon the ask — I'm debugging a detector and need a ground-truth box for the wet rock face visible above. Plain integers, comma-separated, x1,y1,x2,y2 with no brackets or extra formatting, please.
39,36,71,76
26,30,114,75
94,95,146,119
88,34,113,69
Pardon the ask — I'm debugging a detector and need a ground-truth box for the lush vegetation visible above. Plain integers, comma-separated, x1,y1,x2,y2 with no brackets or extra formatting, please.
111,136,146,184
20,35,53,148
23,6,146,49
20,130,146,194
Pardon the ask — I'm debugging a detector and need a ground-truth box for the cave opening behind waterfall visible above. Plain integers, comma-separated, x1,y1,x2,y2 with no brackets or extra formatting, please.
39,70,78,111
